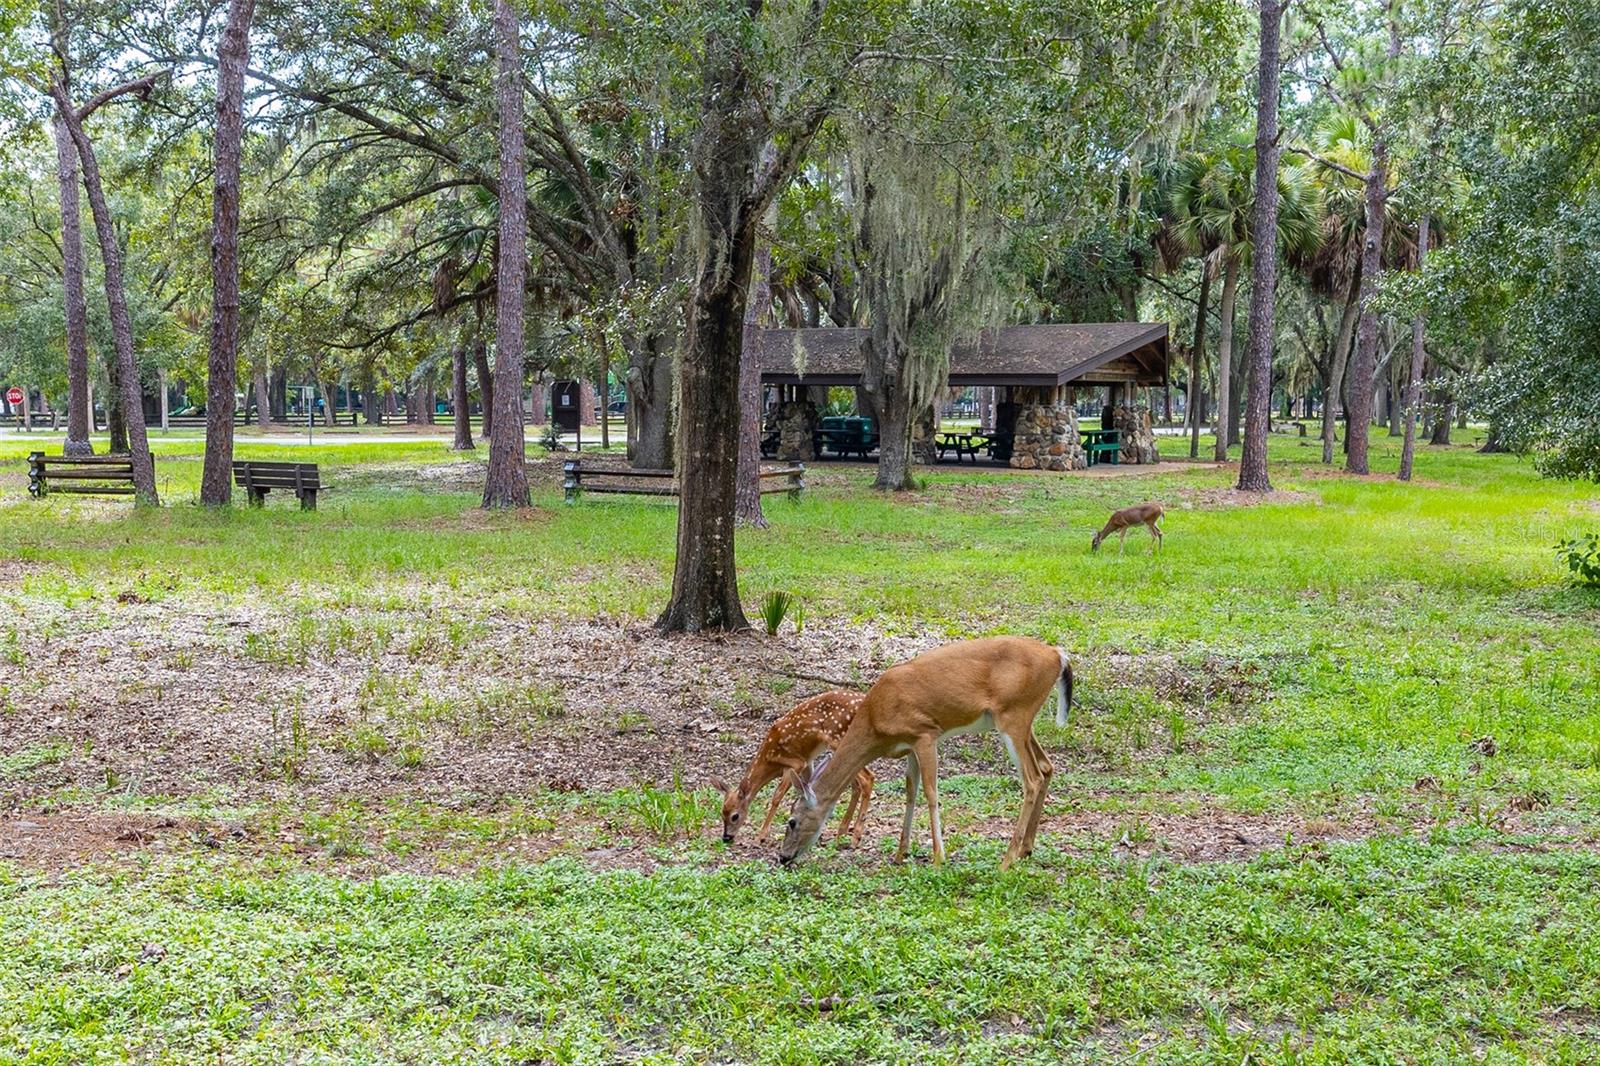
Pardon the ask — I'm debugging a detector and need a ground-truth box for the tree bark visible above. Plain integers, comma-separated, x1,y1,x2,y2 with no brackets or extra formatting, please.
736,146,776,527
482,0,531,508
253,368,270,429
451,345,474,449
200,0,255,505
1321,290,1358,463
1213,254,1240,462
52,110,94,456
473,339,493,443
1238,0,1283,492
1397,213,1431,481
660,17,785,632
626,337,673,468
1344,60,1396,474
1188,261,1209,459
53,85,156,502
1430,392,1452,445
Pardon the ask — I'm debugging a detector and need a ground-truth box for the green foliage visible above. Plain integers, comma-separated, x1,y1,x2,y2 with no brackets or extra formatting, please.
759,589,794,636
1554,534,1600,589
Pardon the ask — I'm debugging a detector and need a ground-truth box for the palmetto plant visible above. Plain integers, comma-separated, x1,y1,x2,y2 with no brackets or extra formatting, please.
759,590,795,636
1291,114,1419,462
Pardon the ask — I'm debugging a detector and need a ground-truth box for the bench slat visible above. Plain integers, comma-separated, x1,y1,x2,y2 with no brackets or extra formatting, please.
35,469,135,480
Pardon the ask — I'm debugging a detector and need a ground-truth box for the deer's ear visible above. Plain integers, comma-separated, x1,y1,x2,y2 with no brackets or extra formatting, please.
797,752,832,806
710,775,729,794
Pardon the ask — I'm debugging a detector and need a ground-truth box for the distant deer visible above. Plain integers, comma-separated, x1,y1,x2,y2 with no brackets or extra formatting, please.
778,637,1073,869
712,691,875,847
1091,502,1164,553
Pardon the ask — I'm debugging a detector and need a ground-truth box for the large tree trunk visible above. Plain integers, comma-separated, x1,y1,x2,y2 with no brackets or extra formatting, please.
318,376,336,427
1430,392,1452,445
104,350,129,453
1188,262,1209,459
1321,290,1358,463
482,0,531,508
472,339,493,443
52,110,94,456
1398,215,1432,481
1238,0,1283,493
200,0,255,505
658,19,782,633
626,337,673,468
253,368,270,429
869,376,915,491
55,86,155,501
1212,254,1240,462
451,345,474,450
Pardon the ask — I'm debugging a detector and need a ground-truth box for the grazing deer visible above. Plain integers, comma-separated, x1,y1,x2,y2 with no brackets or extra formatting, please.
712,691,875,847
1091,502,1164,554
777,637,1072,870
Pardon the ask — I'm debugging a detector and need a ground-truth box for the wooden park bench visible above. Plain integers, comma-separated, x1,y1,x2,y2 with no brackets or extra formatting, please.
28,452,135,497
564,460,805,504
233,460,321,510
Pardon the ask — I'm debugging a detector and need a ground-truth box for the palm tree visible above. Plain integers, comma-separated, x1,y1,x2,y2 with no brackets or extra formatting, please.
1168,143,1320,460
1292,115,1416,463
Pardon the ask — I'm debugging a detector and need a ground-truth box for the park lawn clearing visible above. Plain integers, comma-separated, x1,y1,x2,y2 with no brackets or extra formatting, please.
2,430,1599,1062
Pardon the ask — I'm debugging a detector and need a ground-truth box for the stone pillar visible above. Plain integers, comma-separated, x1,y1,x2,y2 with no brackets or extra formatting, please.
777,398,818,461
1113,404,1160,464
1009,386,1085,471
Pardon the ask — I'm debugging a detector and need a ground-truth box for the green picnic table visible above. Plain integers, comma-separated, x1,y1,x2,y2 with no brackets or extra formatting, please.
1081,428,1122,466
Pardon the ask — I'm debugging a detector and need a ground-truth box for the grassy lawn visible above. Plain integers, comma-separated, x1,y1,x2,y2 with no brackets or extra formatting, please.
1,429,1597,1062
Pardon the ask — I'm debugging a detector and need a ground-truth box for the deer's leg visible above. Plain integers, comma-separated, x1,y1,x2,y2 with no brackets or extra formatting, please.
756,773,793,843
913,737,944,865
1118,527,1128,554
998,718,1048,870
1020,732,1054,857
836,777,862,848
850,769,875,847
895,754,920,863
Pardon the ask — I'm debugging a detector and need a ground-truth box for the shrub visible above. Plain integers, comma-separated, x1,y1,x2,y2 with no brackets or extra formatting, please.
1555,533,1600,588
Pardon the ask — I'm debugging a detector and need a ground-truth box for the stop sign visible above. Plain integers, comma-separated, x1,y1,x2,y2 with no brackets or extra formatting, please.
4,386,22,407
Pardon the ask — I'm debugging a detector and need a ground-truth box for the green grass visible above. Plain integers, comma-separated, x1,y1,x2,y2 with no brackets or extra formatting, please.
2,842,1597,1063
2,429,1599,1061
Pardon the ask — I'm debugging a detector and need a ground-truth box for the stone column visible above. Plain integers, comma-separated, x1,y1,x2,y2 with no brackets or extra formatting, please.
776,398,818,461
1009,386,1085,471
1113,404,1160,464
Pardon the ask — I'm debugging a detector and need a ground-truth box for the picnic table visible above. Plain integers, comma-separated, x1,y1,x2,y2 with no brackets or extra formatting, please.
1081,428,1122,466
936,431,988,463
815,415,877,459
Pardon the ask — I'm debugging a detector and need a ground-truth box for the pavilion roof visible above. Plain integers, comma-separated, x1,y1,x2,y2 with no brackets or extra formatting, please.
755,323,1169,388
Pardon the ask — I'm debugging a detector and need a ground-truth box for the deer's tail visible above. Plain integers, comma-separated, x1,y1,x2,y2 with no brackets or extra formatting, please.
1055,649,1074,728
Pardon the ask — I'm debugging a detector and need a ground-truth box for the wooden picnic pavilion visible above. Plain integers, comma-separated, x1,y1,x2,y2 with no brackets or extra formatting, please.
754,323,1170,470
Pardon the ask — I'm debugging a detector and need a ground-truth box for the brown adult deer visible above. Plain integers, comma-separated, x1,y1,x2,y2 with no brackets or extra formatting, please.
1091,502,1164,553
712,690,875,847
777,637,1072,869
